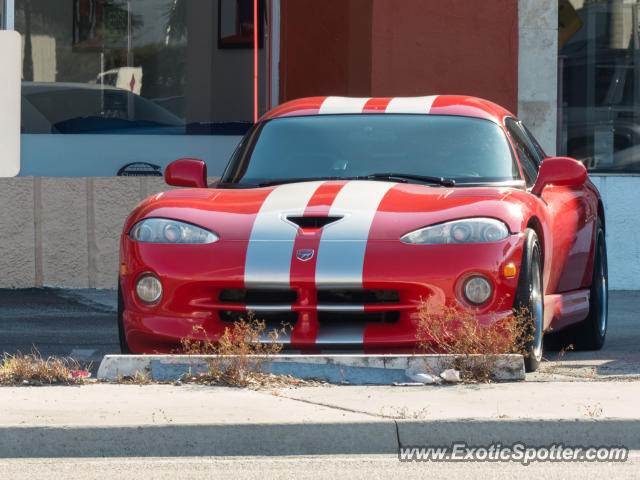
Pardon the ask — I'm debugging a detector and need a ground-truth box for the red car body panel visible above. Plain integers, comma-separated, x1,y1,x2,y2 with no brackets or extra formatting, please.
119,95,603,353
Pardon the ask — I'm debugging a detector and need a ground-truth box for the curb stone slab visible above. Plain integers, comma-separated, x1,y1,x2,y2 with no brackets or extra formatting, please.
97,354,525,383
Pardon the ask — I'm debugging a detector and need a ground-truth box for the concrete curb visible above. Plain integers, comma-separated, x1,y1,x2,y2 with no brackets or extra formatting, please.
0,423,396,457
396,419,640,449
97,354,525,383
1,419,638,458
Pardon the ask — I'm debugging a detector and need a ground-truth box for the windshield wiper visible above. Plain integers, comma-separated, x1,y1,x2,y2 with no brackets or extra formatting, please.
216,178,341,188
215,182,262,189
257,176,345,187
360,173,455,187
220,173,455,189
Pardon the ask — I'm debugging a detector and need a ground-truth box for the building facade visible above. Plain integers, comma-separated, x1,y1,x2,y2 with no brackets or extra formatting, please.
0,0,638,289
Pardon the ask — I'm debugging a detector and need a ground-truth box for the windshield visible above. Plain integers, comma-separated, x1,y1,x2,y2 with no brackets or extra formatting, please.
221,114,520,186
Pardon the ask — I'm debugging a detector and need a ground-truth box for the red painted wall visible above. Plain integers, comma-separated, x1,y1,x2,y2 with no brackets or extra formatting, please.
371,0,518,113
279,0,518,113
279,0,372,100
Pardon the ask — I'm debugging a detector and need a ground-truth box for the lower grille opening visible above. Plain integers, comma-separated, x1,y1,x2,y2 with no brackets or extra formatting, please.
219,289,297,305
219,310,298,331
317,289,399,304
318,311,400,324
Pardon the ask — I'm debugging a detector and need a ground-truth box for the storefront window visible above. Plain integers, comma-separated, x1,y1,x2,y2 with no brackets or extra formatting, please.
14,0,266,176
560,0,640,173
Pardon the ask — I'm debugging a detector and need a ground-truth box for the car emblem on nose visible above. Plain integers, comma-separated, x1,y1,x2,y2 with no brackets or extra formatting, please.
296,249,314,261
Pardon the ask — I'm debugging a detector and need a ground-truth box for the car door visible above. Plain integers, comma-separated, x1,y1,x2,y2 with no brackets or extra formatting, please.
506,119,597,294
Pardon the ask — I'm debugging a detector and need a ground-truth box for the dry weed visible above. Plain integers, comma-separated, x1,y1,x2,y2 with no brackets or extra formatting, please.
583,403,604,418
177,314,295,388
0,351,87,385
379,406,430,420
415,301,535,382
117,370,152,384
539,343,574,376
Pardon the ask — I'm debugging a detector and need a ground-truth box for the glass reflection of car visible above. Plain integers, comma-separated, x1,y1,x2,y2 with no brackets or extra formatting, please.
561,4,640,172
566,121,640,172
21,81,184,134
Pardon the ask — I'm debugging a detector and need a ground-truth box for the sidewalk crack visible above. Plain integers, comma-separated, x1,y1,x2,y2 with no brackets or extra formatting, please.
394,420,402,449
262,391,396,420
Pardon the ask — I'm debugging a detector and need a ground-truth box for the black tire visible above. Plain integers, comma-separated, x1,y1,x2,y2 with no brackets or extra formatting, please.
514,229,544,373
566,219,608,350
117,278,132,354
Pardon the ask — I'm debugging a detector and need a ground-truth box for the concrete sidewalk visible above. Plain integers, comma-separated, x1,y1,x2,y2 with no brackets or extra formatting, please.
0,382,638,457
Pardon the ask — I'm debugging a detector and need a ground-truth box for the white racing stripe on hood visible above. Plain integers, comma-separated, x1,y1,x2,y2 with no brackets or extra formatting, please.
319,96,371,114
244,181,324,288
315,181,395,288
385,95,438,114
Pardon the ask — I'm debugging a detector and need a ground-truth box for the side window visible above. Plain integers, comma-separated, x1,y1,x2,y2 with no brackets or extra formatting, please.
521,123,546,164
505,119,539,188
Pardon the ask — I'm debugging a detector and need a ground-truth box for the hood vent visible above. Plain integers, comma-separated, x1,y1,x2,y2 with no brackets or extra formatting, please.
287,215,343,229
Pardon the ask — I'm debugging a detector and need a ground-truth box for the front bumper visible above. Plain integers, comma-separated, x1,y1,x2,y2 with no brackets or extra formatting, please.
119,235,525,353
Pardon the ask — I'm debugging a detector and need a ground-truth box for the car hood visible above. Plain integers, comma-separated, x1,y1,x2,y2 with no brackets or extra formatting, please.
125,180,535,241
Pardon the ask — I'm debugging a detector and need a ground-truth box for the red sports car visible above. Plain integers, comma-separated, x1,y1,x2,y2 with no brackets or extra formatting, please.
118,95,608,372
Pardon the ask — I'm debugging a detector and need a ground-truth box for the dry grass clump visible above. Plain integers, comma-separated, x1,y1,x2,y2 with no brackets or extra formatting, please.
0,351,88,386
177,315,294,388
539,343,575,376
116,370,152,384
416,302,535,382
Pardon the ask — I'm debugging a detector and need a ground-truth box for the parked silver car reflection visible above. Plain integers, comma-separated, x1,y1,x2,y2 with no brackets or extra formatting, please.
21,82,184,134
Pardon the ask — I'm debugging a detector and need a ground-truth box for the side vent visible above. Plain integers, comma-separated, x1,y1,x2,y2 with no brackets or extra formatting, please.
286,216,343,229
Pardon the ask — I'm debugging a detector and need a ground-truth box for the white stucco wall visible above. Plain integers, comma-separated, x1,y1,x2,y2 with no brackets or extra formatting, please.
0,177,174,288
589,175,640,290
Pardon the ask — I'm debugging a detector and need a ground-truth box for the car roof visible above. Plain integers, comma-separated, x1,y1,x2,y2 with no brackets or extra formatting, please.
261,95,514,124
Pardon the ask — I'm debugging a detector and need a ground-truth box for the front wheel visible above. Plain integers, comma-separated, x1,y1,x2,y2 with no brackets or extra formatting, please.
514,229,544,373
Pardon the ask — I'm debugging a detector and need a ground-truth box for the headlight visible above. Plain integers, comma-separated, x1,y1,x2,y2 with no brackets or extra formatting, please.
136,274,163,303
400,218,509,244
129,218,218,244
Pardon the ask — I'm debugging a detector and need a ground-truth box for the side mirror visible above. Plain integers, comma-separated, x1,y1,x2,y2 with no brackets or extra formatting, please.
531,157,587,196
164,158,207,188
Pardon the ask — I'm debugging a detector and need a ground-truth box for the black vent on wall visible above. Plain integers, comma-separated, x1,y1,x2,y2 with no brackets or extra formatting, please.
117,162,162,176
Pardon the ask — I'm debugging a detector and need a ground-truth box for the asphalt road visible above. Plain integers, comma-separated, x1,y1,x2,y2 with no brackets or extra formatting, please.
0,288,638,379
0,288,118,370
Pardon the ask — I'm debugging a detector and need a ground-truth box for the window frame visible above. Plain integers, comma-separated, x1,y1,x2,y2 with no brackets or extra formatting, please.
505,117,542,189
521,122,547,163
